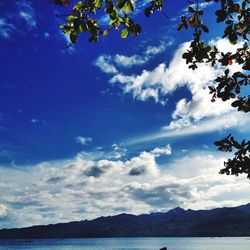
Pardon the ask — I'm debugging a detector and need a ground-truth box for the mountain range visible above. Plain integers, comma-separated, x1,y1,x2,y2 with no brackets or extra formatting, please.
1,203,250,238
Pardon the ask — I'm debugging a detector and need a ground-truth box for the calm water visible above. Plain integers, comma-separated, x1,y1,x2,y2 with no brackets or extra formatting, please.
0,237,249,250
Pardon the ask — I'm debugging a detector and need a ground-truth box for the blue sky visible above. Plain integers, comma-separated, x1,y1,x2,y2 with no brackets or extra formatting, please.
0,0,249,228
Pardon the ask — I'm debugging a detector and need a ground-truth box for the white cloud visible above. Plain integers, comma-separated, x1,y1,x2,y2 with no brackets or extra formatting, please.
162,38,244,130
59,33,76,54
44,32,50,39
110,40,238,108
75,136,92,145
0,19,15,39
19,11,36,28
0,149,249,228
184,1,214,12
111,144,127,159
109,38,249,142
0,204,7,218
114,42,171,68
170,1,215,22
150,144,172,157
0,1,36,40
16,1,36,29
94,41,172,74
127,112,250,145
31,118,39,123
94,55,118,74
111,38,243,106
127,151,160,177
145,43,170,56
110,64,168,104
114,54,146,68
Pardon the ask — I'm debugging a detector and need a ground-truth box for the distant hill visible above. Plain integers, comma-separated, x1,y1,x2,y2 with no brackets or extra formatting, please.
1,203,250,238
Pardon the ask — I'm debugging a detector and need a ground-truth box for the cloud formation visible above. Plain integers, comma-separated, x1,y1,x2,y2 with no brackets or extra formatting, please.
110,39,242,108
150,145,172,157
111,144,127,159
0,19,15,39
16,1,37,29
75,136,93,145
0,145,249,229
0,1,36,39
127,112,250,145
114,42,171,68
94,41,171,74
94,55,119,74
0,204,7,218
106,38,249,143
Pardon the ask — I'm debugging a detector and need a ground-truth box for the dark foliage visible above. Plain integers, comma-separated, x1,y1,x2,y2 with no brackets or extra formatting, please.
215,134,250,178
179,0,250,179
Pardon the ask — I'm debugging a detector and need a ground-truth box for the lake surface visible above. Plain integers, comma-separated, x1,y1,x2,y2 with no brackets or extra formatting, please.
0,237,249,250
